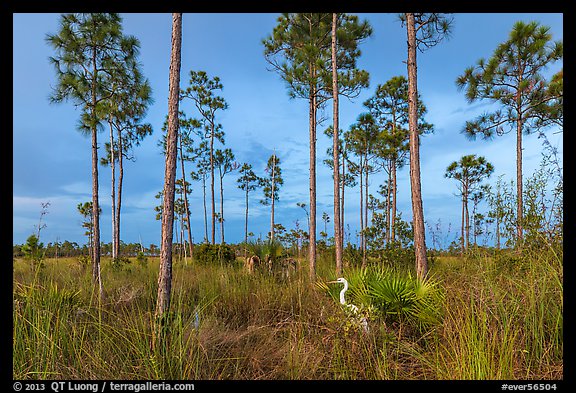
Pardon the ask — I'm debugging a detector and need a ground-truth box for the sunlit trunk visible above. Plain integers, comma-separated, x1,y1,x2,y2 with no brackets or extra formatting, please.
109,118,117,260
308,82,317,281
91,45,102,299
406,13,428,280
155,12,182,320
332,13,343,276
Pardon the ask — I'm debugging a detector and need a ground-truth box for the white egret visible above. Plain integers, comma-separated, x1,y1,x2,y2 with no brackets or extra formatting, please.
328,277,358,312
327,277,369,333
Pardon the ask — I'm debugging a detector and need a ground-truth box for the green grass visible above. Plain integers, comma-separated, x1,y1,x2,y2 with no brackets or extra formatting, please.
12,248,563,380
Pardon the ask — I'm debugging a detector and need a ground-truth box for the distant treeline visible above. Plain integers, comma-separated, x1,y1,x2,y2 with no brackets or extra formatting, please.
13,241,157,259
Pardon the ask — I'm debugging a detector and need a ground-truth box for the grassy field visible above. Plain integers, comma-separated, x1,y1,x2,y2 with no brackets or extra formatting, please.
12,248,563,380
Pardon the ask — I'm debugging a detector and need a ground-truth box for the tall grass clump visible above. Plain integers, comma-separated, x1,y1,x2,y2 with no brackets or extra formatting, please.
433,244,562,379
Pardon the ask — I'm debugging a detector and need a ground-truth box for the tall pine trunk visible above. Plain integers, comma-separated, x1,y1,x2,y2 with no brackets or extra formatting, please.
109,118,117,260
155,12,182,321
244,186,249,244
332,12,343,277
516,116,524,246
308,83,317,281
460,191,465,255
341,153,346,247
464,187,470,252
391,159,397,244
385,162,392,244
115,125,124,260
363,159,369,266
359,154,364,268
270,154,276,242
220,169,225,244
210,130,216,245
91,45,103,299
179,135,194,257
202,173,208,243
406,13,428,280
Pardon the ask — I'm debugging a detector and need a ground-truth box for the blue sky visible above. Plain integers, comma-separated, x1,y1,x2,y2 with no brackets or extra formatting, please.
13,13,563,248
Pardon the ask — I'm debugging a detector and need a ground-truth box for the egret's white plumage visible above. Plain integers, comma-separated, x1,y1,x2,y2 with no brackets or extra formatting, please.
328,277,369,333
328,277,358,312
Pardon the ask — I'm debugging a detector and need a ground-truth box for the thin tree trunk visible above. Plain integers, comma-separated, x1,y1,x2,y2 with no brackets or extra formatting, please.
391,159,397,244
91,45,102,299
496,211,501,250
220,169,225,244
116,126,123,260
155,12,182,321
270,154,276,242
472,201,477,246
202,173,208,243
179,136,194,258
406,13,428,280
308,86,317,281
465,188,470,252
363,159,369,267
516,117,523,247
385,163,391,245
332,12,343,277
359,155,364,268
341,153,345,248
109,118,117,260
244,186,249,244
210,129,216,245
461,192,465,256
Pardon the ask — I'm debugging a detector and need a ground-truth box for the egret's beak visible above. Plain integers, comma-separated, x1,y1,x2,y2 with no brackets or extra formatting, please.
327,280,338,284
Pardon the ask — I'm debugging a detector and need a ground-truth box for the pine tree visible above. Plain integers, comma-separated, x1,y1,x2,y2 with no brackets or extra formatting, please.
47,13,142,297
456,20,562,247
214,148,239,244
400,12,452,279
264,12,371,280
445,155,494,254
237,163,261,244
260,153,284,242
181,71,228,245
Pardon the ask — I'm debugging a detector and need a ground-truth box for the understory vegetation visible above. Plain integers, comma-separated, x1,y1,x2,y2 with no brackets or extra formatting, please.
13,242,562,380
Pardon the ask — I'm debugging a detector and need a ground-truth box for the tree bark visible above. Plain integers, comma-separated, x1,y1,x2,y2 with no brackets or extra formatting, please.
220,169,225,244
460,191,465,256
496,209,501,250
244,186,249,244
341,152,346,248
359,155,364,268
116,125,124,260
332,13,343,277
270,154,276,242
155,12,182,320
385,162,391,244
202,173,208,243
109,119,117,260
516,117,523,246
91,45,103,299
210,129,216,244
179,135,194,258
363,158,369,267
464,187,470,252
406,13,428,280
391,159,398,243
308,85,317,281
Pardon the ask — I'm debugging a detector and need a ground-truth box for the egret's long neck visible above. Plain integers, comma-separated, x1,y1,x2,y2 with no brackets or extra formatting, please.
339,281,348,305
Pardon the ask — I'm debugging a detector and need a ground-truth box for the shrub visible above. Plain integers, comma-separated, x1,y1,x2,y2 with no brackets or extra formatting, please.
193,243,236,266
136,251,148,267
21,234,45,269
111,256,131,272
